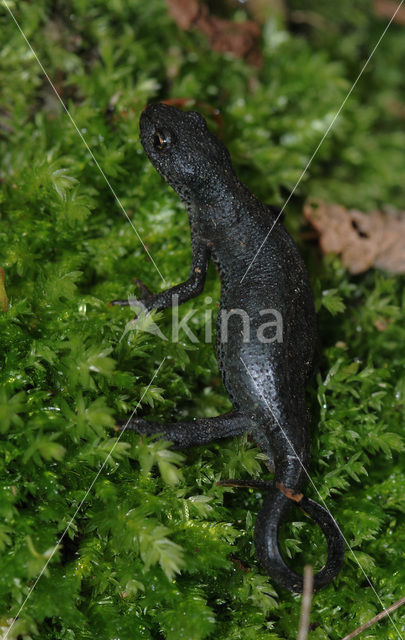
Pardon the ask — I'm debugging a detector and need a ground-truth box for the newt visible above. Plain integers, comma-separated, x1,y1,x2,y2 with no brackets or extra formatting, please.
111,103,345,592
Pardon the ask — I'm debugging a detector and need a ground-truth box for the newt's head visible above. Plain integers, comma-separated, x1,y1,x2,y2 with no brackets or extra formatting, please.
139,103,234,205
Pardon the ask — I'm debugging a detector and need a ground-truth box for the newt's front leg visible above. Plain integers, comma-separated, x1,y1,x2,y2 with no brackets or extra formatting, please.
110,243,209,311
119,411,251,449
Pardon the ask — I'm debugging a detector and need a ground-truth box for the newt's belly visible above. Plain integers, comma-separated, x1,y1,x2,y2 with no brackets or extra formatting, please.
215,282,316,423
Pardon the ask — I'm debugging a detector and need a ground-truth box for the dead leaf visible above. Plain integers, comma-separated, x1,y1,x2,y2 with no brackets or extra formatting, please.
375,318,391,331
167,0,200,29
303,199,405,274
0,268,8,312
166,0,262,66
374,0,405,25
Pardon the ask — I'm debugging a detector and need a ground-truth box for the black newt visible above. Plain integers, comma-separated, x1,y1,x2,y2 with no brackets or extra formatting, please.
111,103,345,592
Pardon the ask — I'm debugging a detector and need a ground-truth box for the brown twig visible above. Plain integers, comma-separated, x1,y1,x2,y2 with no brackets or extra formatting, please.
0,267,8,312
297,565,313,640
340,595,405,640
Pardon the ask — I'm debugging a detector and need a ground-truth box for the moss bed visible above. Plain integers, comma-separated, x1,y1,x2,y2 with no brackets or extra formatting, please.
0,1,404,638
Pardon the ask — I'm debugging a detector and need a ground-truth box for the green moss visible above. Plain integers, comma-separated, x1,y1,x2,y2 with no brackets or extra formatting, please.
0,1,404,638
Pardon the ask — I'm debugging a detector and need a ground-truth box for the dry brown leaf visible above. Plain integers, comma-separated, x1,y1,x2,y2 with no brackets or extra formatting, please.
374,317,391,331
166,0,262,66
374,0,405,25
167,0,199,29
303,199,405,274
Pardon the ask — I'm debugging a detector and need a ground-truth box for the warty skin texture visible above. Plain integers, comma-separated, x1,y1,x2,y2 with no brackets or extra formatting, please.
111,102,345,592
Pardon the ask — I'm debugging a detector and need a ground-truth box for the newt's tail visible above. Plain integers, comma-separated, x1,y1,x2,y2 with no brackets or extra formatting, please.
217,478,345,592
254,485,345,592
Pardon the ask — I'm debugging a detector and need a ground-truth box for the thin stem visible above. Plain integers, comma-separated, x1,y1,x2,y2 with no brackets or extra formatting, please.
297,565,314,640
340,595,405,640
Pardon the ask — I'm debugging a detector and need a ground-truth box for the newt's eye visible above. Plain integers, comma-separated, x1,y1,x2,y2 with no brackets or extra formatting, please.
153,131,170,150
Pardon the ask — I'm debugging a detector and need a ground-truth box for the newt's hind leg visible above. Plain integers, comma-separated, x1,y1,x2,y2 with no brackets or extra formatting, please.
119,411,250,449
